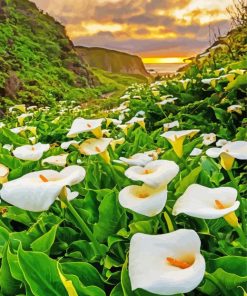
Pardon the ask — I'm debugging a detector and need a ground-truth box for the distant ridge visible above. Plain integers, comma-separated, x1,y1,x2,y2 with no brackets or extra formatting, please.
76,46,151,77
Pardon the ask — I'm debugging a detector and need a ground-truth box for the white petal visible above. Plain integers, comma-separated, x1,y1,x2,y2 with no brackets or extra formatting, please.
61,140,79,150
206,147,221,158
190,148,202,156
161,129,199,141
0,166,85,211
59,166,86,185
129,229,205,295
119,184,167,216
119,153,153,167
125,160,179,187
79,138,113,155
222,141,247,160
13,143,50,161
173,184,239,218
67,117,104,137
42,154,68,167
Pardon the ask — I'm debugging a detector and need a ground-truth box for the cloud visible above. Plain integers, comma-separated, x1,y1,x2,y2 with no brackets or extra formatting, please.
32,0,231,57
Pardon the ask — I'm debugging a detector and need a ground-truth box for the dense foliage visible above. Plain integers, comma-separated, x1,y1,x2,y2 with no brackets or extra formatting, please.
0,8,246,296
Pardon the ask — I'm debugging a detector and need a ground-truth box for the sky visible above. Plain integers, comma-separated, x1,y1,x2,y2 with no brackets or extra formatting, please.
32,0,233,63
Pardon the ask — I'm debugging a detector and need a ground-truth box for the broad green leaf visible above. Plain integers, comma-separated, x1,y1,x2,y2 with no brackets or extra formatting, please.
17,247,68,296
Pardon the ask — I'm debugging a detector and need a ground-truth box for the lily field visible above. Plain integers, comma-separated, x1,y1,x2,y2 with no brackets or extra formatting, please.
0,26,247,296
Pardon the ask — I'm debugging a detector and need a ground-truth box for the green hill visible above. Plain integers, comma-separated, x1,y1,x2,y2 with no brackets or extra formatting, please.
76,46,150,78
0,0,99,108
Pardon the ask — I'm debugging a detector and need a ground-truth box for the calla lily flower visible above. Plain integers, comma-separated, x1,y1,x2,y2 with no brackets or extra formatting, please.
125,160,179,187
29,137,36,145
135,110,145,117
110,137,125,150
129,229,205,295
10,126,37,136
0,164,9,184
79,138,113,163
9,104,26,113
161,130,199,158
156,97,178,106
106,118,122,127
227,105,243,115
206,141,247,170
152,90,160,96
201,133,216,146
120,153,153,167
173,184,239,227
126,117,145,129
17,113,33,126
61,140,80,150
117,124,131,135
3,144,13,151
42,154,68,167
119,183,168,216
67,117,104,138
229,69,246,75
163,120,179,131
190,148,202,156
13,143,50,161
0,166,85,211
216,139,229,147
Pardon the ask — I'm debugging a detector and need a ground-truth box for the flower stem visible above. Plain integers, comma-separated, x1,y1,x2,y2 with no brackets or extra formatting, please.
235,226,247,247
205,272,229,296
65,201,104,256
227,170,246,235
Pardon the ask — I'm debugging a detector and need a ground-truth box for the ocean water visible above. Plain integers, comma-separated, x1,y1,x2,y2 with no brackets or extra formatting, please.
144,63,186,74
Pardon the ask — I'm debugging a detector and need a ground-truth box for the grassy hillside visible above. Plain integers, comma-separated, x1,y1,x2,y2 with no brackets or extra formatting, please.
76,46,150,77
0,0,99,109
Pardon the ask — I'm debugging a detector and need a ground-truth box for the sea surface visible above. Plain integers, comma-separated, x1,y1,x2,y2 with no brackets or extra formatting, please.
144,63,186,75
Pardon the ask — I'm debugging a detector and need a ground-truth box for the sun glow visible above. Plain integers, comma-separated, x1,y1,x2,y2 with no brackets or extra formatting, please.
143,57,188,64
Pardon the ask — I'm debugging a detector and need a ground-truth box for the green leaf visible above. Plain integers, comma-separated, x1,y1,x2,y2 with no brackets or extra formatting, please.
31,224,59,254
175,166,202,195
94,191,126,243
17,247,68,296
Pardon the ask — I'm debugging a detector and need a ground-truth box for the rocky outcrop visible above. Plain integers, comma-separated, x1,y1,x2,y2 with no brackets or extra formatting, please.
76,47,150,77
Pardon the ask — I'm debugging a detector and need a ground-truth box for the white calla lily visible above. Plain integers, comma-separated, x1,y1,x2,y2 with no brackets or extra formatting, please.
13,143,50,161
17,113,33,126
0,166,85,212
61,140,80,150
161,130,199,158
9,104,26,113
120,153,153,166
67,117,104,138
106,118,122,127
110,137,125,151
201,133,216,146
190,148,202,156
42,154,68,167
3,144,13,151
206,141,247,170
119,183,167,216
0,164,9,184
173,184,239,227
156,97,178,106
126,117,145,129
216,139,229,147
163,120,179,131
129,229,205,295
125,160,179,187
79,138,113,163
227,105,243,115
